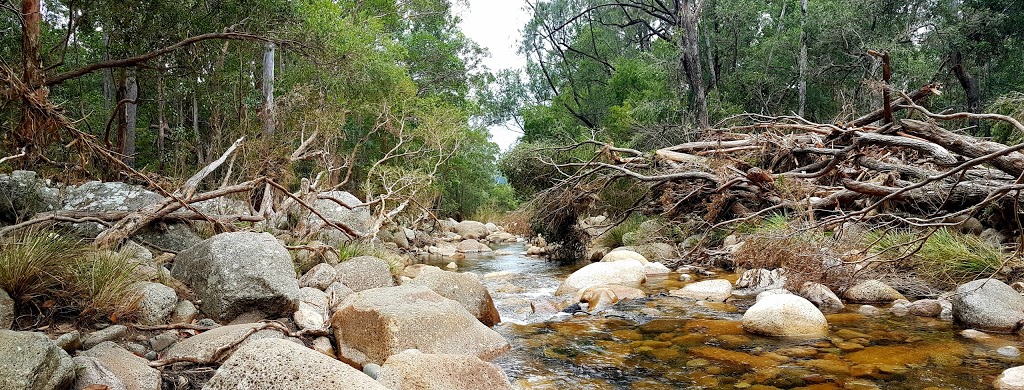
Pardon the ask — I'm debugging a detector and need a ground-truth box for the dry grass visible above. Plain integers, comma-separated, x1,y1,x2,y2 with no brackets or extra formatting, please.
68,250,143,320
733,216,860,291
0,229,145,323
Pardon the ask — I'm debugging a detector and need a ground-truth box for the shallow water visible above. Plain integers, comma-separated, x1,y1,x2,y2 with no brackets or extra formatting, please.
434,243,1022,389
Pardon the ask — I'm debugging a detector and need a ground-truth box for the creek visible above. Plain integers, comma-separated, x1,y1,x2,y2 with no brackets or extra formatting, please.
431,243,1023,390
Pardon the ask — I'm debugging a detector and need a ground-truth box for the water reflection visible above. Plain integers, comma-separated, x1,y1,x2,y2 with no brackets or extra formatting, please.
430,243,1022,389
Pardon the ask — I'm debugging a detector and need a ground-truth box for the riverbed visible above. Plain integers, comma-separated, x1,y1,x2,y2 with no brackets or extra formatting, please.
432,243,1024,389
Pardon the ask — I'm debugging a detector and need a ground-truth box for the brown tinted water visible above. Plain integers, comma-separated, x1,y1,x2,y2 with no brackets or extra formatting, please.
434,244,1021,389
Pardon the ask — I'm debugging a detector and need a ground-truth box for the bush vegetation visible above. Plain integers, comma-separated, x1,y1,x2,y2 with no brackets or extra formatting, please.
865,228,1006,289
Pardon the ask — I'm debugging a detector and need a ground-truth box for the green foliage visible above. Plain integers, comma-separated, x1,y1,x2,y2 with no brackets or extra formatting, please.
337,241,374,263
987,92,1024,144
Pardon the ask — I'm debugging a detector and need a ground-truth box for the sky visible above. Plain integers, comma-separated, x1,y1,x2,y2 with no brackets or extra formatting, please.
457,1,531,152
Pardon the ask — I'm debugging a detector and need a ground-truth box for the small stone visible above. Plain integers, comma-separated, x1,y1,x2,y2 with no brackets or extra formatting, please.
363,363,382,379
299,263,338,290
908,299,943,317
446,262,458,269
311,337,335,358
54,331,82,352
148,331,178,352
844,280,905,303
125,343,147,355
134,282,178,325
169,300,198,324
196,318,219,327
960,329,992,340
678,274,693,282
999,346,1022,357
144,351,158,360
669,279,733,302
82,324,128,349
858,305,881,316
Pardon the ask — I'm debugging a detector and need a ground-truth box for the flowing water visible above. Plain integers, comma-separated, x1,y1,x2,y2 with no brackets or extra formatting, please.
431,243,1022,389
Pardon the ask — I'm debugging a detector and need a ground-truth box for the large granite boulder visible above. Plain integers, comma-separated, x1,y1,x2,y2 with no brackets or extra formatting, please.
62,181,201,252
308,191,373,245
0,170,59,223
378,349,514,390
0,289,12,329
454,221,488,240
0,330,75,390
601,249,649,264
170,232,300,321
204,338,386,390
995,366,1024,390
406,268,501,326
163,323,286,364
952,278,1024,333
334,256,395,292
331,285,509,367
555,259,647,296
456,239,492,254
742,294,828,337
77,342,160,390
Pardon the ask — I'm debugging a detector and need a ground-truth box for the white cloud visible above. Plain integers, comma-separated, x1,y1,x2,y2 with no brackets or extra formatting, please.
458,0,530,151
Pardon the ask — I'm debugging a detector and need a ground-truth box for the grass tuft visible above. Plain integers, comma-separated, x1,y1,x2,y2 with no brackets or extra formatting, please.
0,229,84,303
598,214,645,248
68,250,143,320
865,228,1005,288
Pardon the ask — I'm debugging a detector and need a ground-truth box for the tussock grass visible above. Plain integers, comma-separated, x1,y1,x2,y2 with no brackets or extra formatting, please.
0,229,84,303
69,251,142,320
337,241,408,275
0,229,145,322
337,241,374,262
865,228,1006,288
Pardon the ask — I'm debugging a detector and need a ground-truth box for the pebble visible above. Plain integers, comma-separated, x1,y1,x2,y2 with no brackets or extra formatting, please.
363,363,382,379
196,318,219,327
145,351,158,360
999,346,1022,357
149,331,178,352
858,305,881,316
126,342,148,355
82,324,128,348
961,329,992,341
55,331,82,352
678,274,693,282
445,262,458,270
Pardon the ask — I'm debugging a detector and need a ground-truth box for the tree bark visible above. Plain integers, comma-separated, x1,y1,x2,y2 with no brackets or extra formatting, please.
679,0,708,129
17,0,44,155
950,50,983,135
262,43,276,136
124,74,138,166
798,0,808,117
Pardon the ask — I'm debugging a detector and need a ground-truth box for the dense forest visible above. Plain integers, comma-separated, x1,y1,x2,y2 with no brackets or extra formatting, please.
1,0,515,222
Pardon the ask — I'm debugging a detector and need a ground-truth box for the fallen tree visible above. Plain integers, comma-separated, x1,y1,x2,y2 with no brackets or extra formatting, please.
531,84,1024,267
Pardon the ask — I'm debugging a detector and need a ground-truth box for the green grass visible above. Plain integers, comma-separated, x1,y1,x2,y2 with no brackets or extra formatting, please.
736,213,791,235
337,241,374,262
865,228,1005,287
599,214,645,248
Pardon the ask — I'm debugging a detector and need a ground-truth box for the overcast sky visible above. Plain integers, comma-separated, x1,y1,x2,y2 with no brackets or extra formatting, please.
457,1,530,152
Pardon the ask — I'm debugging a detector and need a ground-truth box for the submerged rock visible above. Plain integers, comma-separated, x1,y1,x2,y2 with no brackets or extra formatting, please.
204,338,386,390
669,279,733,302
331,285,509,367
555,260,647,296
575,284,646,312
171,232,300,321
741,294,828,337
377,349,515,390
952,278,1024,333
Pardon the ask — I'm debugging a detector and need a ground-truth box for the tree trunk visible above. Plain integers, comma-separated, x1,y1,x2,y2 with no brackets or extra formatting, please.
262,43,276,136
124,74,138,166
17,0,44,155
950,50,983,135
798,0,808,117
103,32,113,110
679,0,708,129
157,73,167,164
